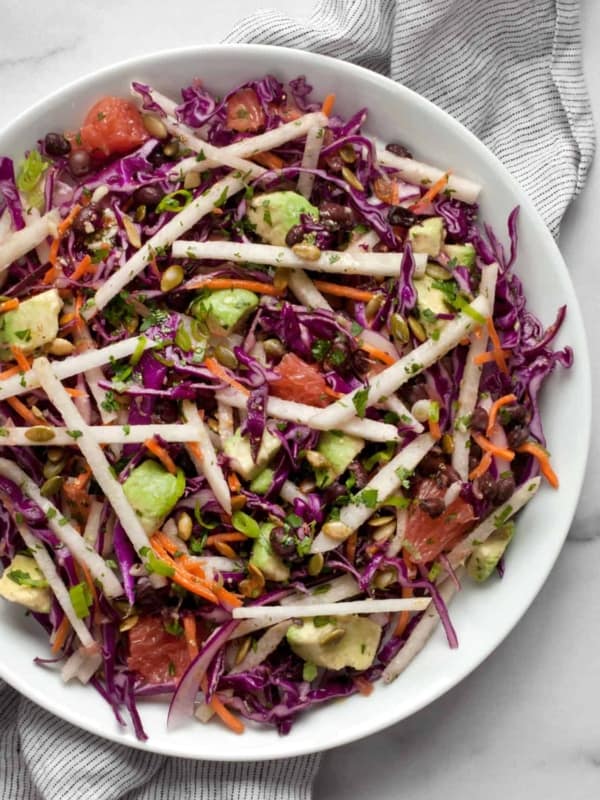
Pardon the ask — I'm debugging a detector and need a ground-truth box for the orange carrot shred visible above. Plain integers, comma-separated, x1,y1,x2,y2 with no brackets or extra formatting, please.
201,676,245,734
312,280,377,303
517,442,559,489
57,204,82,237
486,317,509,374
183,615,199,659
323,385,344,399
0,298,19,313
205,532,248,546
186,277,283,296
359,341,396,366
410,172,451,212
345,531,357,563
251,151,284,170
468,452,492,480
144,438,177,475
486,393,517,437
212,583,243,609
472,432,515,462
51,616,71,654
213,540,238,560
0,366,20,380
354,675,374,696
10,345,31,372
70,254,94,282
65,387,86,398
204,357,250,396
428,416,442,441
321,93,336,117
393,587,414,638
6,396,38,426
473,349,512,366
227,472,241,493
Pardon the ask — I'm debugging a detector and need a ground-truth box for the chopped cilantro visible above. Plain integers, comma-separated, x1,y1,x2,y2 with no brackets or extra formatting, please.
7,570,48,589
352,387,369,419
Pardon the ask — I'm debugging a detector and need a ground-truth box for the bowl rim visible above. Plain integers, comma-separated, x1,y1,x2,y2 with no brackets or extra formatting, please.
0,42,591,760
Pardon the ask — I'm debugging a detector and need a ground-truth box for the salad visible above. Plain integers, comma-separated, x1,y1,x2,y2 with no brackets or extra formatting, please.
0,73,572,739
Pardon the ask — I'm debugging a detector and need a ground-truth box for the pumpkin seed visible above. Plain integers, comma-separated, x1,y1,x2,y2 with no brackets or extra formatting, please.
322,520,353,542
47,447,64,463
426,263,453,281
48,337,74,356
176,511,193,541
183,171,201,190
365,294,384,321
214,345,238,369
235,636,252,665
122,214,142,249
390,312,410,344
372,521,396,542
214,541,238,560
40,476,64,498
119,615,139,633
43,459,66,480
341,165,364,192
441,433,455,455
263,338,285,359
273,267,289,290
162,140,180,158
339,145,357,164
25,425,55,443
292,243,321,262
368,515,395,527
408,316,427,342
134,204,147,223
160,264,184,292
307,553,324,577
141,113,168,140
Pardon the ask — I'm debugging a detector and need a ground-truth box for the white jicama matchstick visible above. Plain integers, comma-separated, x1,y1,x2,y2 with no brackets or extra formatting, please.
173,239,427,276
0,423,204,446
181,400,231,514
308,293,490,430
232,597,431,621
0,210,59,272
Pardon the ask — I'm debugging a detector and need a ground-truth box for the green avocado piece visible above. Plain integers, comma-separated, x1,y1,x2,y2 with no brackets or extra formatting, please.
407,216,445,257
250,523,290,582
0,289,63,357
123,460,186,534
287,615,382,671
443,243,476,268
223,428,282,481
189,289,259,335
246,191,319,246
249,467,274,495
466,522,515,582
315,430,365,488
0,554,51,614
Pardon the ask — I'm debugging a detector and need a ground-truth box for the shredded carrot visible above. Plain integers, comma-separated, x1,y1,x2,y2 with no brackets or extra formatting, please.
472,432,515,462
204,357,250,396
187,277,283,296
323,385,344,399
187,441,203,463
428,416,442,441
345,531,357,563
150,536,219,603
6,396,38,425
212,583,243,609
65,387,86,398
51,616,71,654
144,438,177,475
0,298,19,313
10,345,31,373
517,442,559,489
486,393,517,437
201,676,245,734
321,93,336,117
227,472,242,493
473,349,512,366
205,532,248,546
213,540,238,559
359,341,396,366
410,172,451,213
57,204,82,237
468,451,492,480
46,240,60,272
183,615,199,659
312,280,377,303
251,151,284,170
0,366,20,380
354,675,374,696
155,530,180,556
70,254,94,282
393,587,414,638
59,311,76,327
78,560,98,608
486,317,509,374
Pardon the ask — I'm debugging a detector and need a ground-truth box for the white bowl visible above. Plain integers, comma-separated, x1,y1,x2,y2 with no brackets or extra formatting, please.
0,44,590,760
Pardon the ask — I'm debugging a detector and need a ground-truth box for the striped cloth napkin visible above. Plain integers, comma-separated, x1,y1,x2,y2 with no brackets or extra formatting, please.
0,1,593,798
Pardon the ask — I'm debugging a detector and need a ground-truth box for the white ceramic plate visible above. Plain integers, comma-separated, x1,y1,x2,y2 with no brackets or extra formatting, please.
0,45,590,760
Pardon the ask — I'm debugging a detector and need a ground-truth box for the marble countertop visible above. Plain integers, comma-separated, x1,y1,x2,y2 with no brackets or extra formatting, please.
1,1,598,797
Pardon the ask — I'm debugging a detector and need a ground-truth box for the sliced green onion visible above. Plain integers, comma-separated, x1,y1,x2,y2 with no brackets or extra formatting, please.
69,582,93,619
130,335,147,367
231,510,261,539
156,189,193,214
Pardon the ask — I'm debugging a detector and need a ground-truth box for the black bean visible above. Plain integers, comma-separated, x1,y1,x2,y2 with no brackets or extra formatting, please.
470,407,489,433
269,526,297,559
148,145,168,167
474,472,497,502
68,150,91,177
417,449,445,476
502,403,528,425
351,348,371,375
388,206,418,227
347,460,369,489
72,205,100,235
133,185,164,208
373,241,390,252
507,424,529,449
494,474,516,505
419,497,445,518
44,132,71,157
319,201,355,229
285,224,305,247
435,463,461,489
385,142,414,159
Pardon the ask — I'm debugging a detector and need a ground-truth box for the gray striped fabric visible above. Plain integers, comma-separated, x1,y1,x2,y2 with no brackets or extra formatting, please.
0,2,593,799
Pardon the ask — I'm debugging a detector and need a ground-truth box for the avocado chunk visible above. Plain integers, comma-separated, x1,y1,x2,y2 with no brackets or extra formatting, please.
223,428,282,481
287,615,382,671
246,191,318,246
123,460,186,534
467,522,515,582
0,289,63,358
412,275,452,336
190,289,259,335
249,467,274,495
443,243,476,268
315,430,365,488
407,216,445,257
0,554,51,614
250,522,290,582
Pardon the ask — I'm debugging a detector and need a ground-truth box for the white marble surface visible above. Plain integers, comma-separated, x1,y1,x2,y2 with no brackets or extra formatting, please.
1,1,599,797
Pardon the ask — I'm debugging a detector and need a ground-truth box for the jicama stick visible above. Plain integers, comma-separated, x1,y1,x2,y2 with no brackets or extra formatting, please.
75,319,118,424
232,597,430,621
386,506,408,557
86,172,245,318
382,573,459,683
33,357,152,559
297,120,327,198
167,112,328,180
182,400,231,514
376,149,481,204
452,263,499,479
83,498,103,548
308,294,489,430
382,394,424,434
216,400,234,443
0,458,123,598
311,433,435,553
0,422,204,446
0,334,156,402
279,480,308,505
215,388,400,442
0,210,59,272
287,269,333,311
230,620,291,674
173,239,427,276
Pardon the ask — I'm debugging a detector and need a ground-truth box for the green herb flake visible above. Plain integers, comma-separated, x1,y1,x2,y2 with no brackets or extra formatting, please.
356,488,379,509
69,582,93,619
164,618,184,637
352,387,369,419
66,430,83,440
395,466,413,489
7,570,48,589
302,662,318,682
